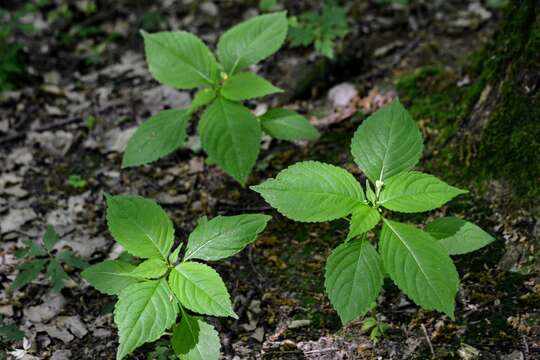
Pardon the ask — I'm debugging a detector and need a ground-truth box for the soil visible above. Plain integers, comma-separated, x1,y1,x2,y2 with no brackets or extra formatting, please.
0,1,538,359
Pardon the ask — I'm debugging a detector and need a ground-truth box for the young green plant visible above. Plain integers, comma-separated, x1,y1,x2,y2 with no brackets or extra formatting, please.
251,99,495,324
123,12,319,185
81,195,270,360
11,225,89,292
288,2,349,59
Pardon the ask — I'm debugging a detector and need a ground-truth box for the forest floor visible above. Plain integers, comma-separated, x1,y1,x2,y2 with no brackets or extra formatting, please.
0,1,538,359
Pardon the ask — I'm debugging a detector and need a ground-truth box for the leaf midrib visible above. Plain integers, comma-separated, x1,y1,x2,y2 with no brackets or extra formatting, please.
185,230,240,261
118,280,162,359
377,106,397,182
184,317,204,358
216,98,244,178
384,220,446,308
152,33,214,85
177,264,232,316
128,214,170,260
380,188,460,204
223,17,281,73
261,185,363,203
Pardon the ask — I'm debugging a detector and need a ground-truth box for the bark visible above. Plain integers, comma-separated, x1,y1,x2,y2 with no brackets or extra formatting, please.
457,0,540,201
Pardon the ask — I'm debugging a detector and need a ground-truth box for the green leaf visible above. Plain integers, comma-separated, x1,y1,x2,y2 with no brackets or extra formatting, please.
57,250,89,269
142,30,219,89
198,97,261,185
191,88,216,112
350,98,423,182
315,37,335,59
361,317,377,332
217,12,288,73
106,195,175,260
122,109,191,168
324,240,384,324
15,239,46,259
130,258,168,279
81,260,139,295
426,217,495,255
365,180,376,205
46,259,69,292
346,205,380,241
12,259,47,290
184,214,270,261
259,0,278,12
171,314,220,360
260,108,320,141
0,324,24,342
251,161,365,222
379,172,467,213
43,225,59,251
379,219,459,318
168,262,236,318
221,72,282,101
115,279,178,360
288,24,316,47
169,243,183,265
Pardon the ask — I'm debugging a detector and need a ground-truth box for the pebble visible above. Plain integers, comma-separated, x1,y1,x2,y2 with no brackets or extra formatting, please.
1,207,37,234
200,2,218,17
56,316,88,338
328,83,358,108
24,292,66,323
103,127,137,153
51,350,71,360
288,319,312,329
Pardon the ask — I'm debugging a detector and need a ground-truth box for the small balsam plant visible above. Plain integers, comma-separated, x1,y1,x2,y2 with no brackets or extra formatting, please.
123,11,319,185
251,99,495,324
12,225,89,292
288,2,349,59
81,195,270,360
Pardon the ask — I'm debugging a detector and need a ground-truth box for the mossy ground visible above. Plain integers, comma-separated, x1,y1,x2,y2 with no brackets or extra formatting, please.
396,0,540,206
2,1,538,359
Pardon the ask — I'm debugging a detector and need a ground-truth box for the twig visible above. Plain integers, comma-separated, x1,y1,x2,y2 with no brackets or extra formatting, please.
359,37,420,81
522,335,529,359
216,199,273,213
0,115,83,145
421,323,435,358
0,97,130,146
304,348,339,355
230,289,256,333
248,246,265,286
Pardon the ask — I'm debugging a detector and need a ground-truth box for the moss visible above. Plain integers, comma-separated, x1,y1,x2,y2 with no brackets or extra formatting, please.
473,0,540,201
396,0,540,204
396,65,483,145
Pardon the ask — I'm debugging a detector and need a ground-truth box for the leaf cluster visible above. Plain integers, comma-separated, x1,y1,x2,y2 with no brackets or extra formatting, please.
252,99,495,324
67,174,88,189
288,2,349,59
81,195,270,360
361,316,389,345
0,316,24,346
0,0,51,91
12,225,89,292
123,12,319,185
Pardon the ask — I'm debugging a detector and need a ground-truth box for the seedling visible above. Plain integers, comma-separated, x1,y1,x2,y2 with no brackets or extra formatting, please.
288,2,349,59
252,99,495,325
12,225,89,292
361,316,389,345
259,0,280,12
148,339,176,360
0,316,24,354
81,195,270,360
123,12,319,185
375,0,410,5
67,174,87,188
